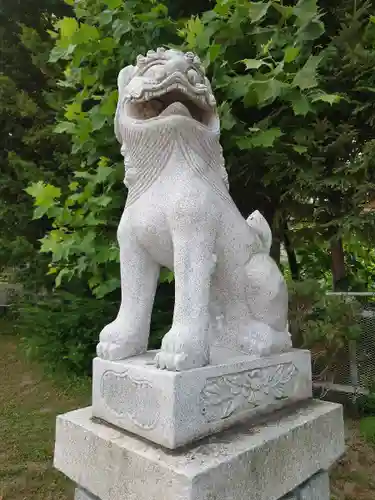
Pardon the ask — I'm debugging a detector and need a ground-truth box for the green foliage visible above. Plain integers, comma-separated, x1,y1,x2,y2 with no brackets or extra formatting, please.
188,0,375,286
345,233,375,292
289,279,362,381
22,0,375,300
290,238,333,284
0,0,72,286
27,0,339,295
358,392,375,416
26,162,123,297
360,416,375,443
15,283,173,374
280,224,375,290
17,291,118,375
282,2,375,263
178,0,342,228
26,0,180,294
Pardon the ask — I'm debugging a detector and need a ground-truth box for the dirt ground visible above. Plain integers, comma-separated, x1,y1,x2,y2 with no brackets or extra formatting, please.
331,420,375,500
1,331,375,500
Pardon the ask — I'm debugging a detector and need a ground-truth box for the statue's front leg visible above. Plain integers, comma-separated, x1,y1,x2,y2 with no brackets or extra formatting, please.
97,214,159,361
155,213,217,371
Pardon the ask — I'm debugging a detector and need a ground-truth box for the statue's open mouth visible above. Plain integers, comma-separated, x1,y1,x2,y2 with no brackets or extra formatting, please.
124,72,217,128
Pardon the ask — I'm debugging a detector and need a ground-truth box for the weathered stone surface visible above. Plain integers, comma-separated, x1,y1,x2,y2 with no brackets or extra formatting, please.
96,48,292,371
92,349,312,448
74,473,330,500
75,488,99,500
55,400,344,500
280,471,330,500
299,471,330,499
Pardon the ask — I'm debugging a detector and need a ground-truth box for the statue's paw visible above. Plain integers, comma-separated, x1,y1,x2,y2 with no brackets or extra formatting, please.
240,322,292,357
96,340,146,360
97,320,147,361
96,341,130,361
99,319,126,344
154,325,209,371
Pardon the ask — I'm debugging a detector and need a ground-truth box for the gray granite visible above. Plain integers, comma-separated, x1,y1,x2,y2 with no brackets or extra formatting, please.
74,473,330,500
92,349,312,448
299,471,330,499
75,488,99,500
55,400,344,500
281,471,330,499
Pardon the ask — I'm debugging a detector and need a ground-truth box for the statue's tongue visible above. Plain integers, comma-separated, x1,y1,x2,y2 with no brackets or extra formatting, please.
159,101,192,118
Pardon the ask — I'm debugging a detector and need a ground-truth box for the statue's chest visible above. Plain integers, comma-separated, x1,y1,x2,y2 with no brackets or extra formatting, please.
126,191,174,268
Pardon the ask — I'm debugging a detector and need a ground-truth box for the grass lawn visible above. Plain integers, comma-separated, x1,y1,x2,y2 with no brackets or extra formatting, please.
0,328,91,500
1,325,375,499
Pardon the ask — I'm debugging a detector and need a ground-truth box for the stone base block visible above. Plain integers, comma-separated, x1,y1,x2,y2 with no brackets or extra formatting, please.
92,349,312,448
54,400,344,500
75,488,99,500
283,471,330,499
75,470,330,500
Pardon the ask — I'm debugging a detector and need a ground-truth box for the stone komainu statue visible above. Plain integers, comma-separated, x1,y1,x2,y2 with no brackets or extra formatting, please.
97,48,292,371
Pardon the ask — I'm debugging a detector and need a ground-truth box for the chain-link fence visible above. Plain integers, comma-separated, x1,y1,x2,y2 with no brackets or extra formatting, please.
313,292,375,398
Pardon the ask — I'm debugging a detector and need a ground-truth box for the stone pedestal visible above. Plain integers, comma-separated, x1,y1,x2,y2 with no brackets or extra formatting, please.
55,400,344,500
92,349,312,448
74,471,330,500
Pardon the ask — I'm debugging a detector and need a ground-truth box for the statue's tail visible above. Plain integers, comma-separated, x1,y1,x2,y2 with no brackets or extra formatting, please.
246,210,272,254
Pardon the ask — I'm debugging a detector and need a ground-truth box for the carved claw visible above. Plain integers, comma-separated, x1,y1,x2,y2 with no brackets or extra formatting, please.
154,324,209,371
155,351,207,371
96,341,147,361
97,342,127,361
97,319,147,361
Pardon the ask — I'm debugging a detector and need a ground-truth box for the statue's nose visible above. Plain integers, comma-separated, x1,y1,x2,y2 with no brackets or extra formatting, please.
164,57,189,75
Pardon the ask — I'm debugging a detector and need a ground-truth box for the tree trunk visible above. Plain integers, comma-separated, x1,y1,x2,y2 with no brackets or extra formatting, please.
270,235,281,265
330,237,348,291
283,223,300,281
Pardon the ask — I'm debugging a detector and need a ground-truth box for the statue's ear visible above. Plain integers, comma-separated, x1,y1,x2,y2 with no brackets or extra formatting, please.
115,65,136,143
118,65,136,93
204,77,216,102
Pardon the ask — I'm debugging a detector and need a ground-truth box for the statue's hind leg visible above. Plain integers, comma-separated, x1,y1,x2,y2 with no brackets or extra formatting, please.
243,253,292,356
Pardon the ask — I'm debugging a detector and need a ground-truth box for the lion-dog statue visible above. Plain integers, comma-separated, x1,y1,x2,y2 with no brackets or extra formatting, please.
97,48,292,371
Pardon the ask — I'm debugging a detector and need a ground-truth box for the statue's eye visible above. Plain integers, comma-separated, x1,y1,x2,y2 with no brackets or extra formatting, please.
143,65,166,81
187,69,200,85
153,66,166,80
